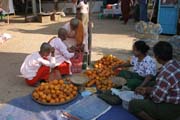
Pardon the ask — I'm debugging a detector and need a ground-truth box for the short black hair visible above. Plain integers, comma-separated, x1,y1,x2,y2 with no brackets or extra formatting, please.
58,28,67,38
153,41,173,61
134,40,150,55
40,42,52,53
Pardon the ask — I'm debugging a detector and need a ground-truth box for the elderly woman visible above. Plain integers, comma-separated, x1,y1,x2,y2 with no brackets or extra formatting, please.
49,28,75,75
63,18,88,53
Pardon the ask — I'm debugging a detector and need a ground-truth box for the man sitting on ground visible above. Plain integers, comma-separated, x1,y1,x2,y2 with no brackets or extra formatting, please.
129,41,180,120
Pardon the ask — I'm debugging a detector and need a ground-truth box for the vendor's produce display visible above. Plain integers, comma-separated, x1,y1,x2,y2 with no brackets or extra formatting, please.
84,55,125,92
32,79,78,105
94,55,125,69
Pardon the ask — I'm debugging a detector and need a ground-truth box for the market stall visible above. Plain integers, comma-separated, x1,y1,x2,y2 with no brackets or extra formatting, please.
0,55,140,120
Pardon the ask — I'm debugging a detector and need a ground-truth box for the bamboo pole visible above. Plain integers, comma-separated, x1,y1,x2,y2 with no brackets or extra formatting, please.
7,12,9,24
88,0,92,65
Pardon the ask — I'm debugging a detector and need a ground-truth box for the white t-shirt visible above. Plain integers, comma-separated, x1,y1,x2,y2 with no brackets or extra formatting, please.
49,37,74,65
131,55,157,77
20,52,56,80
77,1,89,14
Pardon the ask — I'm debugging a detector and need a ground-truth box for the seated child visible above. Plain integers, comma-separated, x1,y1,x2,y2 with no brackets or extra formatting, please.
114,40,157,90
49,28,75,75
20,43,56,86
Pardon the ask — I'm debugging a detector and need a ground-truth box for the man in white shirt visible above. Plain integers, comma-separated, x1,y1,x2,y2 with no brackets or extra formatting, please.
49,28,75,75
20,43,56,86
77,0,89,28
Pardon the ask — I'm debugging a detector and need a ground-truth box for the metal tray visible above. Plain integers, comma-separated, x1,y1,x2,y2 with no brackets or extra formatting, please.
32,91,78,106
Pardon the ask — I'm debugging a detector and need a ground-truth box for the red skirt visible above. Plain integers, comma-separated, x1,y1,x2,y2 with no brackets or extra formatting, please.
26,65,50,86
56,62,70,75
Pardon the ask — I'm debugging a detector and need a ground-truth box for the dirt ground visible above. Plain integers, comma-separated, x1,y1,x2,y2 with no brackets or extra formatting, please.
0,14,171,104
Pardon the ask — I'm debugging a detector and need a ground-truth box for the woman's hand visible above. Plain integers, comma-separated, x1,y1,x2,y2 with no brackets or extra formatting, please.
135,87,147,95
135,87,153,96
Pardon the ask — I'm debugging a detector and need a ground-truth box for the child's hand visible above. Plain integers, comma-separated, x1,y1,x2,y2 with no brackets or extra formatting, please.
68,46,76,53
51,47,55,56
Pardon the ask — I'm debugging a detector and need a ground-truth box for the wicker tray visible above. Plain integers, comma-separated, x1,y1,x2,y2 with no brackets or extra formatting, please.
32,92,78,106
111,76,127,86
70,73,89,86
97,77,127,93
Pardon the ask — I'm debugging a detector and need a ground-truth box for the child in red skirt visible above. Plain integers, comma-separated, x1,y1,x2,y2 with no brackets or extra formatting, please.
20,43,56,86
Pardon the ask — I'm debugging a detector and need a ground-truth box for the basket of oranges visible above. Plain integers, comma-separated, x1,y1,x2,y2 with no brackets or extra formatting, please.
32,79,78,105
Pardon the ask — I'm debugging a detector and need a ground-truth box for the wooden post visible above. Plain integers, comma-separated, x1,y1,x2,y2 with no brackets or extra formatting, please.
39,0,42,13
7,12,9,24
88,0,92,65
32,0,37,15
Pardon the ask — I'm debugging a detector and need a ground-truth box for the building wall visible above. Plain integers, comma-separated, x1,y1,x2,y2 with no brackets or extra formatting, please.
41,1,103,13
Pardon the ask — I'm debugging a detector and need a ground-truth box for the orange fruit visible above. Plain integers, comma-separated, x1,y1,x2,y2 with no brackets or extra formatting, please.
65,96,71,101
32,92,39,99
73,86,78,91
59,80,64,84
69,94,74,99
51,89,56,94
52,80,59,85
46,95,51,102
60,98,65,103
72,91,77,96
42,99,47,103
50,99,56,104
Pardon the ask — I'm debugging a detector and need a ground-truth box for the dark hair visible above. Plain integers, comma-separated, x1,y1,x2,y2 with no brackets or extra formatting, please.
77,0,88,4
84,0,88,4
58,27,67,38
70,18,79,29
40,42,52,53
133,41,150,55
153,41,173,61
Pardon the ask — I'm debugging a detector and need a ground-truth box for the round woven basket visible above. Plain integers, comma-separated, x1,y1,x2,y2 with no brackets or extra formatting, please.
70,73,89,86
111,76,127,87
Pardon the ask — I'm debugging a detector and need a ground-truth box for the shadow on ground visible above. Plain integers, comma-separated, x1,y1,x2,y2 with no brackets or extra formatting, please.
92,46,132,60
9,21,68,35
0,52,33,103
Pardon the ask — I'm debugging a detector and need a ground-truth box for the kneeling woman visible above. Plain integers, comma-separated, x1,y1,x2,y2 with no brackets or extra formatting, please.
115,41,157,90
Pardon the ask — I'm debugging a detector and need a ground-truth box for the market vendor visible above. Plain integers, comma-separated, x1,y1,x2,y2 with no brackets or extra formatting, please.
114,40,157,90
62,18,88,53
129,41,180,120
20,43,56,86
49,28,75,75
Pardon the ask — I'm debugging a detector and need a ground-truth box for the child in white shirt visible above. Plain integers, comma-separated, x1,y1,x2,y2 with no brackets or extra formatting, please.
20,43,56,86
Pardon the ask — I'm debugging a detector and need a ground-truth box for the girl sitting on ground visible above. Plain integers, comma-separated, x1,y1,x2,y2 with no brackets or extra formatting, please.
114,40,157,90
20,43,56,86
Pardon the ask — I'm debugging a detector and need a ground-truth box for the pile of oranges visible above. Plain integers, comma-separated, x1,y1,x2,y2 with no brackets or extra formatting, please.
94,55,125,69
86,77,115,91
84,55,124,91
32,79,78,104
85,67,115,80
